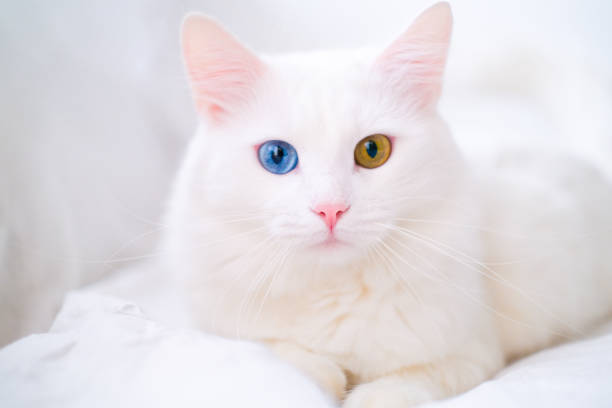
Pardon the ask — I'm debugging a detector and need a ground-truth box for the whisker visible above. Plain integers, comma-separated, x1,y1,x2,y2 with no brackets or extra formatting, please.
103,225,270,265
379,223,581,338
208,236,276,333
371,239,423,304
236,239,288,338
10,211,274,268
377,229,574,341
253,242,294,325
393,217,531,239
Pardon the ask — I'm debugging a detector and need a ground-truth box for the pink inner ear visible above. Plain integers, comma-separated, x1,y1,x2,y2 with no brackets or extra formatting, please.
182,15,264,123
208,104,224,119
375,2,452,108
186,54,262,122
377,42,448,107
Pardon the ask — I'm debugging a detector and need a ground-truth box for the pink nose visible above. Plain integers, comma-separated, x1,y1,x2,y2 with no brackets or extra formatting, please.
312,202,349,231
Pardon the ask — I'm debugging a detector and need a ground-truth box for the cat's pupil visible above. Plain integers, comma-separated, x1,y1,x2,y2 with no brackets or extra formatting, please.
365,140,378,158
271,145,285,164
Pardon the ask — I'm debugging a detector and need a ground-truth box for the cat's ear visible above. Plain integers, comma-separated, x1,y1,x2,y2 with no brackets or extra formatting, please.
181,14,264,123
375,2,452,109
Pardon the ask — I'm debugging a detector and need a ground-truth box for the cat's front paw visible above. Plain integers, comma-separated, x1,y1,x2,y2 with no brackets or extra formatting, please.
269,341,347,400
343,377,435,408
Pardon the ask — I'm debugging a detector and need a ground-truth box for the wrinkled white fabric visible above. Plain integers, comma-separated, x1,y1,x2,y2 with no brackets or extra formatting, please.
428,323,612,408
1,286,611,408
0,293,336,408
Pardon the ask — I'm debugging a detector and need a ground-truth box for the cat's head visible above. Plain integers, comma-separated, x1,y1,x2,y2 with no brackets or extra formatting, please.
174,2,466,265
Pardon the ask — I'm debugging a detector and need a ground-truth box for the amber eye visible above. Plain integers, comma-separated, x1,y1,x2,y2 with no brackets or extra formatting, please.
354,134,392,169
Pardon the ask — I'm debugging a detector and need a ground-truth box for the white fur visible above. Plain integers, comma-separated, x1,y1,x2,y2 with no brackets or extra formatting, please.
163,4,612,406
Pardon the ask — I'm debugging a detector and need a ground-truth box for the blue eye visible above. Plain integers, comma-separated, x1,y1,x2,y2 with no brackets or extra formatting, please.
258,140,298,174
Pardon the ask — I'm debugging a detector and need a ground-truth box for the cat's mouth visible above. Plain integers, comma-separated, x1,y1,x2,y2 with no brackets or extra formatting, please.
311,234,350,250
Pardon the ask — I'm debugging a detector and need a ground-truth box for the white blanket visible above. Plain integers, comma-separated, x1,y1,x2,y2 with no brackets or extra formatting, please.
0,293,335,408
1,285,611,407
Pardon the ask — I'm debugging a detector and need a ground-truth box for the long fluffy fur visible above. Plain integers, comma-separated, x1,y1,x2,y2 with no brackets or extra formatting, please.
165,5,612,407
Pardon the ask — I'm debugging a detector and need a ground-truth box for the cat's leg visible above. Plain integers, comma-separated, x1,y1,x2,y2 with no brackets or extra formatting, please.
343,353,503,408
268,341,347,400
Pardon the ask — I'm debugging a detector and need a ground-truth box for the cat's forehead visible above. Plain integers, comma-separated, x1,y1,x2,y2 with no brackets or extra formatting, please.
266,49,373,97
261,50,377,145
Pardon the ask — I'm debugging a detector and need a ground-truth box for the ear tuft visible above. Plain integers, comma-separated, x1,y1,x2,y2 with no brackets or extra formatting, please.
376,2,453,108
181,14,264,123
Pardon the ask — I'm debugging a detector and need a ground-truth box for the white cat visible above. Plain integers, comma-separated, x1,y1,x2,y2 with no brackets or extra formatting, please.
163,3,612,406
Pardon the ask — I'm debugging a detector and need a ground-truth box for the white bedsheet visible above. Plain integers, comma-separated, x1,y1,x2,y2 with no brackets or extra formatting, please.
0,293,336,408
1,272,611,408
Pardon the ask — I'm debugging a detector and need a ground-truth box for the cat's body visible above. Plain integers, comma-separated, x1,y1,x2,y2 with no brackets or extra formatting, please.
163,3,612,406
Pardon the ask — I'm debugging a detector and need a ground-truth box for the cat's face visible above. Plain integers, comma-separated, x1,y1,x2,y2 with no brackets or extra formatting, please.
179,3,464,264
